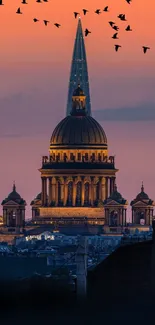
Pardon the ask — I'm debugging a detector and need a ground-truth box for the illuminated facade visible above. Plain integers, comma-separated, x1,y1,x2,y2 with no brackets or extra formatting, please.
31,85,118,225
130,183,155,226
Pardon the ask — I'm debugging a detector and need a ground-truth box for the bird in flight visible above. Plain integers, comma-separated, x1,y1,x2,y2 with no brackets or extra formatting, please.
16,7,22,14
113,25,119,31
83,9,88,15
112,33,119,39
21,0,28,4
95,9,101,14
115,44,121,52
109,21,115,27
142,46,150,54
126,0,132,3
103,6,109,12
118,14,127,21
85,28,91,37
125,25,132,31
54,23,61,28
0,0,4,5
43,20,49,26
36,0,42,2
74,12,80,19
33,18,39,22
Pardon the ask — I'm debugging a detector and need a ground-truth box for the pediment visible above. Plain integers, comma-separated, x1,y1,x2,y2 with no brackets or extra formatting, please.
104,200,120,206
132,201,148,207
3,200,19,206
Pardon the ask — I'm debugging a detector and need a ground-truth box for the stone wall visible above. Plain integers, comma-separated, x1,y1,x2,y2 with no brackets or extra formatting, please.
39,207,104,219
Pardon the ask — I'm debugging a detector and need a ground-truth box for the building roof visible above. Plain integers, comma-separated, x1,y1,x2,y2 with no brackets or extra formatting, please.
50,115,107,147
130,182,154,206
87,239,154,318
104,184,128,205
1,183,26,205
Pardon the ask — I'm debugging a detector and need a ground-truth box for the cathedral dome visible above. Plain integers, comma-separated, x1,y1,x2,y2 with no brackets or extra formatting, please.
50,115,107,147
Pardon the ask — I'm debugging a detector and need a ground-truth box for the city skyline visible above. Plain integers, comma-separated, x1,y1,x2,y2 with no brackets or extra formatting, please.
0,0,155,219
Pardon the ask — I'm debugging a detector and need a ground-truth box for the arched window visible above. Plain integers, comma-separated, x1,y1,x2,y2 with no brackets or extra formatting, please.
96,182,100,201
84,182,89,206
67,182,73,206
110,210,118,226
76,182,82,206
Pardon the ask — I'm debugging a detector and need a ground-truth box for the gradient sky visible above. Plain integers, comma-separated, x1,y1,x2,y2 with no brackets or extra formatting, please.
0,0,155,220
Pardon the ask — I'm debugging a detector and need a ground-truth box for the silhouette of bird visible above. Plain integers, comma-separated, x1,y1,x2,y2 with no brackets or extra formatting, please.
126,0,131,3
118,14,124,19
43,0,48,2
120,14,127,21
95,9,101,14
113,25,119,31
21,0,28,3
43,20,49,26
103,6,109,12
85,28,91,37
83,9,88,15
36,0,42,2
109,21,115,27
115,44,121,52
33,18,39,22
126,25,132,31
0,0,4,5
74,12,80,19
142,46,150,54
112,33,118,39
54,23,61,28
16,7,22,14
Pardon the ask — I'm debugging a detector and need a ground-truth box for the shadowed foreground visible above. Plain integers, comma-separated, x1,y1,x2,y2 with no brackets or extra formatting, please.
1,241,155,324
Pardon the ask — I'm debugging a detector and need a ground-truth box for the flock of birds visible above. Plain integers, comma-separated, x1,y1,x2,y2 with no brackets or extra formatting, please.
0,0,150,54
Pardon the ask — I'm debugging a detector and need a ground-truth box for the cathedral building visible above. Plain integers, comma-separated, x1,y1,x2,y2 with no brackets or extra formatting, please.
0,18,154,237
31,85,118,225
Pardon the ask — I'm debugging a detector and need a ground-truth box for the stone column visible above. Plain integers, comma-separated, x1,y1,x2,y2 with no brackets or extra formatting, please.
132,209,134,224
101,177,106,201
41,177,47,206
90,177,94,206
99,177,102,200
73,177,76,207
55,177,58,206
81,177,85,206
125,208,127,226
48,177,52,206
110,177,113,196
63,177,67,206
105,177,109,199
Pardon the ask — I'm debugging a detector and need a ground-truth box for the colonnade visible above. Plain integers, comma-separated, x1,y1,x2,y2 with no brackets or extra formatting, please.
3,208,25,227
132,208,154,225
41,175,116,207
105,207,127,226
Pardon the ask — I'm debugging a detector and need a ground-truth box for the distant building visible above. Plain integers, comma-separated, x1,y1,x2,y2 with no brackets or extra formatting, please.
1,182,26,234
130,182,154,226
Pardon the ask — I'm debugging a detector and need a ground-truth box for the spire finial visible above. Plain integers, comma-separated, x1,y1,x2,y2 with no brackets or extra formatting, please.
13,181,16,192
141,181,144,192
114,183,117,192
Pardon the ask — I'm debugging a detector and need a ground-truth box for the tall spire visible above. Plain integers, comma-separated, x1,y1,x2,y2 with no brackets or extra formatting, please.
66,17,91,116
13,181,16,192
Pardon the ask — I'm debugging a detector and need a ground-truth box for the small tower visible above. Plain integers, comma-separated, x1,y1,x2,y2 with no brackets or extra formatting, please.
1,182,26,232
130,182,154,226
30,193,42,221
103,184,128,227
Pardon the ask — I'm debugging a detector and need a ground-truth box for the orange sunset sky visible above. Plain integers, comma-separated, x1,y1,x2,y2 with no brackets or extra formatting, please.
0,0,155,219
